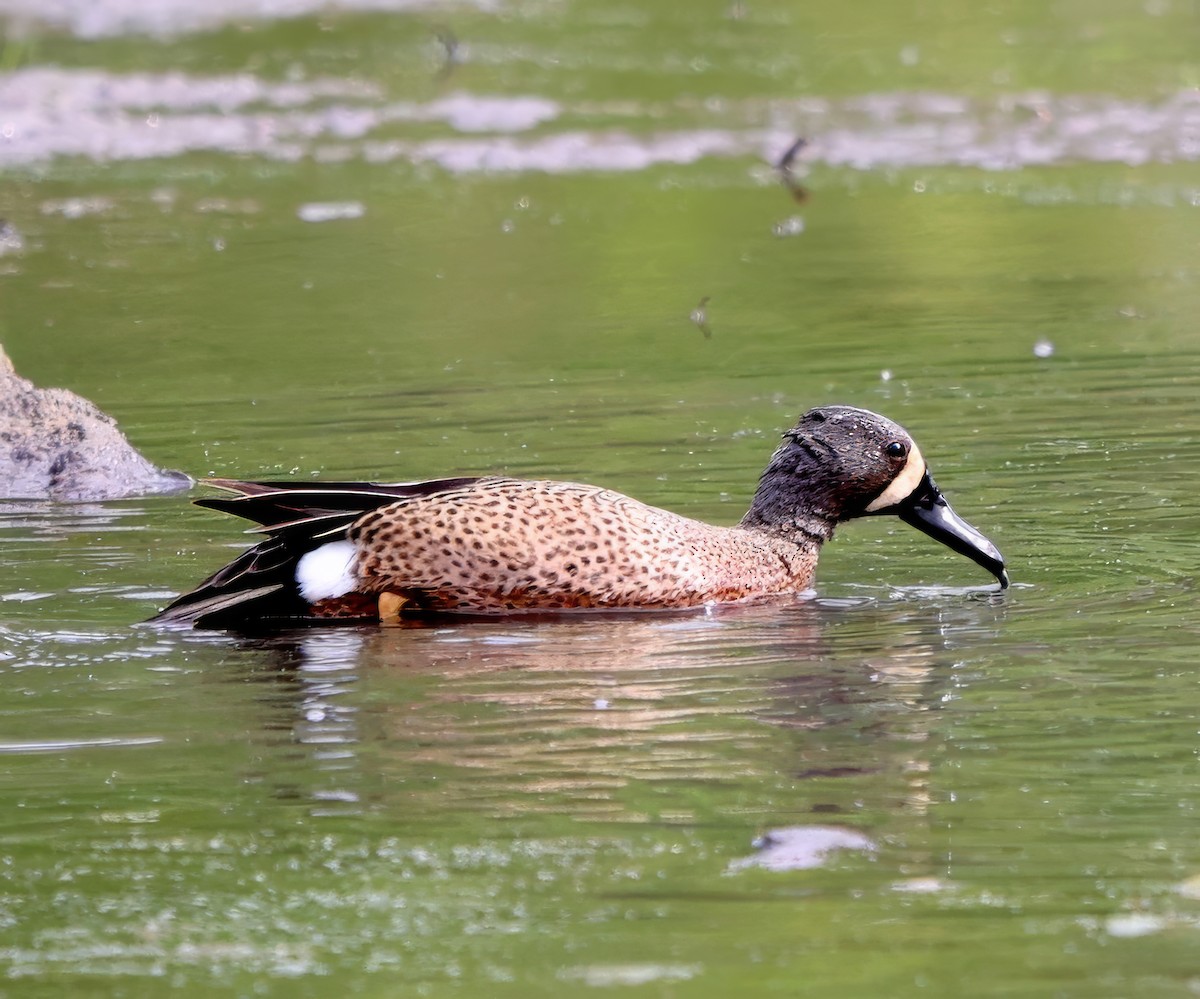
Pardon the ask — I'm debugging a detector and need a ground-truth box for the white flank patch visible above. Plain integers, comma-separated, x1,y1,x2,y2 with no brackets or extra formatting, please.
865,443,926,512
295,541,358,602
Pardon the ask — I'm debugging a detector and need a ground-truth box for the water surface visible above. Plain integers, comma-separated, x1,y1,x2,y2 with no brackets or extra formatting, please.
3,1,1200,996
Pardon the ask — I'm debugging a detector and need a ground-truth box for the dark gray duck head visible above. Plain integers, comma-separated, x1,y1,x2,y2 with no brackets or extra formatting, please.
743,405,1008,588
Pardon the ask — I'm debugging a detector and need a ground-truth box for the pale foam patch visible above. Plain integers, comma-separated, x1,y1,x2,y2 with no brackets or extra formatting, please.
296,540,358,602
864,443,925,512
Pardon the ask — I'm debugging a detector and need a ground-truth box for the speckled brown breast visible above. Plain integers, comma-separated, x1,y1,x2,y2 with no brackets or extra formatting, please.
348,477,815,613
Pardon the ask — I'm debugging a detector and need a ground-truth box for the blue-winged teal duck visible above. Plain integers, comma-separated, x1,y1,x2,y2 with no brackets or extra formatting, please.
152,405,1007,628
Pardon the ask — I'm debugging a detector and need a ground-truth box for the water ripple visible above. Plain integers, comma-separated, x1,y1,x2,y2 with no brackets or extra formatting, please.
3,67,1199,180
0,735,163,753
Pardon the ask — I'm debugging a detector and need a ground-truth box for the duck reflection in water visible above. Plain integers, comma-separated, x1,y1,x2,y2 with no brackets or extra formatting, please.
228,594,1004,845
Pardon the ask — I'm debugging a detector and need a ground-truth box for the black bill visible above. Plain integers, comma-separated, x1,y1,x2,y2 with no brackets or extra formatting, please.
890,470,1009,588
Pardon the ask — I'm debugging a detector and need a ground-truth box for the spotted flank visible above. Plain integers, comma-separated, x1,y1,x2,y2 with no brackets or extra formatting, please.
150,406,1008,629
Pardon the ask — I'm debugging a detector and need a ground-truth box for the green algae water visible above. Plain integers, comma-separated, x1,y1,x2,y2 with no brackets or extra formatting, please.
4,1,1200,995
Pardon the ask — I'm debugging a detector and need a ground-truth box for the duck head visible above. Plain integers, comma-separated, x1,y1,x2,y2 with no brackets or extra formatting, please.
742,405,1008,588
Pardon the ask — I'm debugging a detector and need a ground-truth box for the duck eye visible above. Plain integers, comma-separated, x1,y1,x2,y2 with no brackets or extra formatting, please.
885,441,908,459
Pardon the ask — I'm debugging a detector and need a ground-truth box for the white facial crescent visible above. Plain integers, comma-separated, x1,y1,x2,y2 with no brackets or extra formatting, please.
864,444,926,512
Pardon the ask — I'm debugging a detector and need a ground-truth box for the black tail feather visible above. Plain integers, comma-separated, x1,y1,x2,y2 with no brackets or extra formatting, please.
150,476,486,628
196,476,483,526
